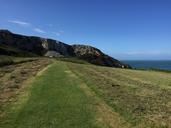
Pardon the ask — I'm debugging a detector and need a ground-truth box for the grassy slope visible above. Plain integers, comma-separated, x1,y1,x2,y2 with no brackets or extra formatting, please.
67,62,171,128
0,55,39,67
0,62,105,128
0,56,13,66
1,59,171,128
0,44,37,57
0,58,51,116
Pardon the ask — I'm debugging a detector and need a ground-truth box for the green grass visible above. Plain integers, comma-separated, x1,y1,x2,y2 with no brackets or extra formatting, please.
56,57,90,64
1,60,171,128
0,62,101,128
67,62,171,128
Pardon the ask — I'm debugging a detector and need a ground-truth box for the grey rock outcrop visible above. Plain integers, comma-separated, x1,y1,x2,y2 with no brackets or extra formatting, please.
45,51,64,58
0,30,74,56
72,45,131,68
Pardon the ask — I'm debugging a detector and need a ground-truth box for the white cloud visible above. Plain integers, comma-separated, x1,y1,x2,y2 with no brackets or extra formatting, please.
8,20,30,26
53,30,64,36
34,28,46,33
53,32,61,36
54,32,60,36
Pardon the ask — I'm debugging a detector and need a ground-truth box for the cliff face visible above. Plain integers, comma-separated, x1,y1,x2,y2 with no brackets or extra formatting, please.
72,45,131,68
0,30,74,56
0,30,131,68
41,39,75,56
0,30,45,55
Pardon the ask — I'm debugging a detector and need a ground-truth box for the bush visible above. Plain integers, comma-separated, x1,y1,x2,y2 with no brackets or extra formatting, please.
0,56,14,66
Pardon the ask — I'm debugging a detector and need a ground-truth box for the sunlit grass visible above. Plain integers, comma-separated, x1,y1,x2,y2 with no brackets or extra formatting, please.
67,62,171,127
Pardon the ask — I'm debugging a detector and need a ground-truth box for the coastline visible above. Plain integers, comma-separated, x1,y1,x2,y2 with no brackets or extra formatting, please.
122,60,171,72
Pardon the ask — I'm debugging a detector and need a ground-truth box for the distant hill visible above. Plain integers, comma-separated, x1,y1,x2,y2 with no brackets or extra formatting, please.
0,29,131,68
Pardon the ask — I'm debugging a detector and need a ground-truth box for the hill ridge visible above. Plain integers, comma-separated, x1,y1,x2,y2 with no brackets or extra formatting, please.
0,29,131,68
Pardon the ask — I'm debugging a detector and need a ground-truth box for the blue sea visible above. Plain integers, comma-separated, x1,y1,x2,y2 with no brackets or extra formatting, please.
123,60,171,71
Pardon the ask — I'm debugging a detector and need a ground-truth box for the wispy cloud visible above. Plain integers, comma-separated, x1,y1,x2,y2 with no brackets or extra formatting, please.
53,32,61,36
123,51,170,56
53,30,64,36
8,20,30,26
34,28,46,33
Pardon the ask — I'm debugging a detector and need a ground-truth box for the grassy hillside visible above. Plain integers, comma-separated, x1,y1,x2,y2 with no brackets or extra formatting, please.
0,44,37,57
0,62,97,128
0,55,39,67
1,61,128,128
0,59,171,128
67,62,171,128
0,55,13,66
56,57,90,64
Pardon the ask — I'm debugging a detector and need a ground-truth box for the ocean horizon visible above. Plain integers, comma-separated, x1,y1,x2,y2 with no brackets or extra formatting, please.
122,60,171,71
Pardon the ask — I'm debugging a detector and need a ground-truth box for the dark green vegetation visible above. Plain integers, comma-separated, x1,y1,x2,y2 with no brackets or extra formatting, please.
0,55,13,66
0,55,39,67
0,58,171,128
0,44,37,57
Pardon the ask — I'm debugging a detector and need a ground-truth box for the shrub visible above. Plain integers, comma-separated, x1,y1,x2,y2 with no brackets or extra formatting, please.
0,56,14,66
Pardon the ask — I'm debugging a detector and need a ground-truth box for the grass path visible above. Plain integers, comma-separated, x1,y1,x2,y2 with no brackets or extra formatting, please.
1,60,170,128
0,61,128,128
67,62,171,127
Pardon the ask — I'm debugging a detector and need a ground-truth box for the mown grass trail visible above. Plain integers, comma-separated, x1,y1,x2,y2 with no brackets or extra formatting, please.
67,62,171,128
0,62,103,128
2,59,170,128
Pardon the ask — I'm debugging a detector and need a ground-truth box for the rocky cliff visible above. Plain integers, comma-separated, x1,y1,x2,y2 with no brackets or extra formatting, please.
72,45,131,68
0,30,131,68
0,30,74,56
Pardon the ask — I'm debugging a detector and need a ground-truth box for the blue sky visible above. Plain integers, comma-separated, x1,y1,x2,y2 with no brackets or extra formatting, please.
0,0,171,60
